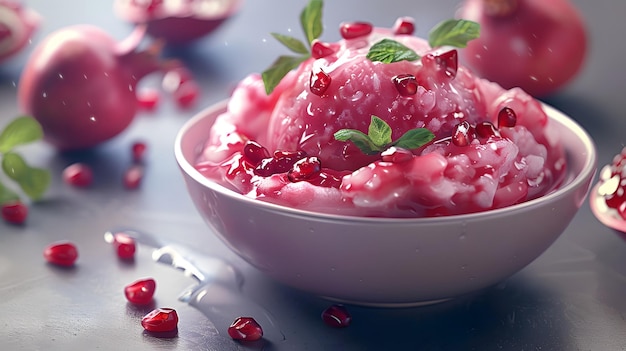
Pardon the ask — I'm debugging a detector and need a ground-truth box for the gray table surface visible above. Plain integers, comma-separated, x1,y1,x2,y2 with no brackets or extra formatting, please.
2,1,626,350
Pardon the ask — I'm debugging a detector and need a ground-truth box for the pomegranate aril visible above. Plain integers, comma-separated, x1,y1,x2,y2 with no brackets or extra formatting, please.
162,67,193,93
392,17,415,35
392,74,418,96
424,49,458,78
321,304,352,328
44,241,78,267
173,81,200,109
497,106,517,128
311,39,336,59
339,21,373,39
131,141,147,163
288,156,322,182
136,88,160,111
112,232,136,260
307,169,345,188
123,164,144,189
141,308,178,333
63,163,93,187
310,67,331,96
475,121,500,139
452,121,472,147
243,140,270,166
227,317,263,341
125,278,156,305
381,146,414,163
1,200,28,225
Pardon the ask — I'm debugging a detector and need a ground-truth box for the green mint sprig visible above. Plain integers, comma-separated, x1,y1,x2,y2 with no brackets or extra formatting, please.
366,19,480,64
334,115,434,155
261,0,323,95
0,116,50,204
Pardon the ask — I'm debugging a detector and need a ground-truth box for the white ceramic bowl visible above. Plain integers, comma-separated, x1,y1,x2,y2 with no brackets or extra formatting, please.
175,100,596,307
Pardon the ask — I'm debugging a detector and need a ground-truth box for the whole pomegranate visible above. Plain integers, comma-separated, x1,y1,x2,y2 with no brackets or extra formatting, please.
0,0,39,64
457,0,587,97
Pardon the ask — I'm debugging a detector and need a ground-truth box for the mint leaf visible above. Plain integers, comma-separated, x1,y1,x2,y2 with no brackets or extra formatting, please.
368,116,392,147
366,39,420,63
0,116,43,154
0,181,19,204
393,128,435,149
271,33,310,55
333,129,379,155
300,0,323,45
428,19,480,48
2,152,50,200
262,55,309,95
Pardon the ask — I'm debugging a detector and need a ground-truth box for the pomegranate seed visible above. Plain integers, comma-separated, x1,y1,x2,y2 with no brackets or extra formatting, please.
1,200,28,225
62,163,93,188
123,165,144,189
44,241,78,267
392,17,415,35
381,146,414,163
497,107,517,128
137,88,160,111
173,81,199,109
392,74,418,96
243,140,270,166
339,21,373,39
310,67,331,96
321,304,352,328
162,67,193,93
141,308,178,333
452,121,472,147
308,169,346,188
227,317,263,341
225,154,255,181
288,156,322,182
311,39,336,59
112,232,136,260
124,278,156,305
598,147,626,219
475,121,500,139
424,49,458,78
131,141,147,163
255,150,307,176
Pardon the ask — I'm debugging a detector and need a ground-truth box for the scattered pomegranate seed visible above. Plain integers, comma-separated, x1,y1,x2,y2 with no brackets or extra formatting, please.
288,156,322,182
392,74,418,96
321,304,352,328
475,121,500,139
243,140,270,166
112,232,136,260
497,106,517,128
423,49,458,78
44,241,78,267
162,67,193,93
136,88,160,111
227,317,264,341
311,39,336,59
62,163,94,188
309,66,332,96
123,164,144,189
392,17,415,35
381,147,414,163
307,169,347,188
339,21,373,39
597,147,626,219
452,121,472,147
141,308,178,333
173,81,200,109
131,141,147,163
125,278,156,305
1,200,28,225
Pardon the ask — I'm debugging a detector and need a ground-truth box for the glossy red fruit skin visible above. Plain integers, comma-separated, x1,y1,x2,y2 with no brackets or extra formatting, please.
141,308,178,333
112,232,136,260
321,304,352,328
1,200,28,225
62,163,94,187
227,317,263,341
124,278,156,305
44,241,78,267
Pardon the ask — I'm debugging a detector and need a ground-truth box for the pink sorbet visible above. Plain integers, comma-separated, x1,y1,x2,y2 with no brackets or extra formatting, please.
195,21,566,218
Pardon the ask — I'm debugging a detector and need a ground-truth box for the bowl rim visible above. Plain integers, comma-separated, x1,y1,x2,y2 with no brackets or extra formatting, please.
174,99,597,224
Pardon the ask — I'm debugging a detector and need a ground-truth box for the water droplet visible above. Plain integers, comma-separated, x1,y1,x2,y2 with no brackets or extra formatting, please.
330,267,336,272
461,265,467,270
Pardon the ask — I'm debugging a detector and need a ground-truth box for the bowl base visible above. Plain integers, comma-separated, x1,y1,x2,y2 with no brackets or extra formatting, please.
320,295,453,308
